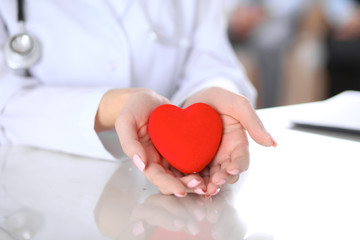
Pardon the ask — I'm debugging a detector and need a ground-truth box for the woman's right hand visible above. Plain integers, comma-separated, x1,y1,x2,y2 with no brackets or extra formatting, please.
114,90,206,196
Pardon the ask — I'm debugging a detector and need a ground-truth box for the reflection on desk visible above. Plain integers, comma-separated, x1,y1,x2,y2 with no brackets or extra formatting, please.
95,163,272,240
0,146,272,240
0,104,360,240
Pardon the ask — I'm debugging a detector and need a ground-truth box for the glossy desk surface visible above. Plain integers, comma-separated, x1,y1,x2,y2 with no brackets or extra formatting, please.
1,104,359,240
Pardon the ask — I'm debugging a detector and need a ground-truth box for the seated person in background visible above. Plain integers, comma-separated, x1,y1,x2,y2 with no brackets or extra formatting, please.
226,0,308,108
324,0,360,96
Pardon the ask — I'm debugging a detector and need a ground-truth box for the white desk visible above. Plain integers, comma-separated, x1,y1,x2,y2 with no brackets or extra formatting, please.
0,104,359,240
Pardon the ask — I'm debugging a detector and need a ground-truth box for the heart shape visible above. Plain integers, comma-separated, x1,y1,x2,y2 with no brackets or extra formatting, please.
148,103,222,174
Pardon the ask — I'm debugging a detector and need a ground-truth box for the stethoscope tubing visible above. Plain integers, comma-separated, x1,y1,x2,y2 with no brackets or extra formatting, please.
4,0,41,70
17,0,25,22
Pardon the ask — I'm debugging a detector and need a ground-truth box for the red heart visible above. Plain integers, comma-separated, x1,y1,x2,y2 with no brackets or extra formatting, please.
148,103,222,174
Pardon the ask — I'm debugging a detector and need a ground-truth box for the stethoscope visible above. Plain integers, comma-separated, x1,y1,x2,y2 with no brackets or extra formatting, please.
3,0,192,70
3,0,41,70
140,0,191,49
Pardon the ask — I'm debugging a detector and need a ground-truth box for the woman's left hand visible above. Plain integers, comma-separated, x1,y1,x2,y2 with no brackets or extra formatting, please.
183,87,276,195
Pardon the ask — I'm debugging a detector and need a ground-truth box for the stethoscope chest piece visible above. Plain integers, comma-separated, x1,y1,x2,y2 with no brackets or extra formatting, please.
4,32,41,70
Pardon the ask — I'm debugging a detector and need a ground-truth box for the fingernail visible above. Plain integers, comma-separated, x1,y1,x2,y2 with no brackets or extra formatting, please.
227,169,240,175
205,194,211,199
187,179,201,188
210,187,221,196
204,194,213,201
132,221,144,236
174,192,187,198
270,135,277,147
194,188,206,195
215,179,226,186
133,154,145,172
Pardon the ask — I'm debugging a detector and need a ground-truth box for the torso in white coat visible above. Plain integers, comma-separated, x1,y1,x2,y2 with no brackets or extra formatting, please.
0,0,255,159
2,0,202,96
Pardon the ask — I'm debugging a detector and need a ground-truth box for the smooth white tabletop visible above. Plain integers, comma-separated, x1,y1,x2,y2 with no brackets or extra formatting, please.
0,103,359,240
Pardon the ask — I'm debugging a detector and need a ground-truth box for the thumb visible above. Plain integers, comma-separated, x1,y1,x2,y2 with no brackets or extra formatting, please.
115,110,147,171
215,95,276,147
189,88,276,147
236,104,276,147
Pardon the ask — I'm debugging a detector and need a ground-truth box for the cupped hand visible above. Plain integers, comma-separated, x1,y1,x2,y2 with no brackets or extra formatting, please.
115,90,206,196
183,87,276,195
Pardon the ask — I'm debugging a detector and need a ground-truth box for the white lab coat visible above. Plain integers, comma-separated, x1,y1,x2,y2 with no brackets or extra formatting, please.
0,0,255,160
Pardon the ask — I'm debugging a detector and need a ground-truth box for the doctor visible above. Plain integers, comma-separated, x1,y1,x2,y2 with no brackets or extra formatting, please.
0,0,276,196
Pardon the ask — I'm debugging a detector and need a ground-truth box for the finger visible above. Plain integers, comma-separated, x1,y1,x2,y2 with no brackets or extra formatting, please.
226,174,240,185
145,195,189,218
209,91,276,147
207,165,225,196
145,195,201,235
206,182,221,197
115,111,148,171
131,204,185,232
144,163,187,197
140,195,193,228
197,167,210,195
178,174,204,190
205,161,222,197
171,166,202,192
174,171,207,195
209,172,227,186
210,168,240,187
211,144,247,187
211,206,246,240
222,143,250,177
232,97,276,147
209,161,227,185
115,91,170,171
146,194,203,234
180,195,207,221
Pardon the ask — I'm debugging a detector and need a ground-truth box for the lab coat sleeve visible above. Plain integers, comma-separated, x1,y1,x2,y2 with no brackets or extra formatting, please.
0,83,116,160
170,0,257,106
0,18,116,160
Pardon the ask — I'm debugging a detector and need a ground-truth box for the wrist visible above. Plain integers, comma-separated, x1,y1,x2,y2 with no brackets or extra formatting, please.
183,87,224,108
94,88,149,132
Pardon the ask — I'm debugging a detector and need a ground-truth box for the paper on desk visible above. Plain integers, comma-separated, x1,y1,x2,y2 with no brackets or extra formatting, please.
290,91,360,133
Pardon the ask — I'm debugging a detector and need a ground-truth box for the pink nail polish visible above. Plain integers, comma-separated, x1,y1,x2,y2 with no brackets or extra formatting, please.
194,188,206,195
211,188,221,196
133,154,145,172
227,169,240,175
187,179,200,188
270,135,277,147
174,192,187,198
215,179,226,186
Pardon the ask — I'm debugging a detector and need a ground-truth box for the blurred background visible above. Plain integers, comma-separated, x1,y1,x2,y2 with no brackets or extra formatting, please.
225,0,360,108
